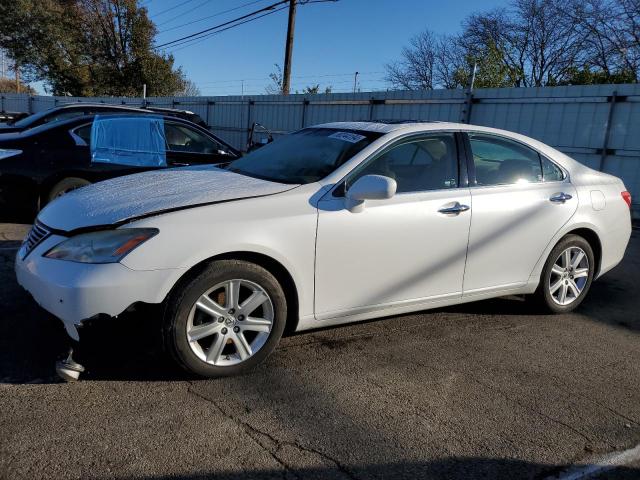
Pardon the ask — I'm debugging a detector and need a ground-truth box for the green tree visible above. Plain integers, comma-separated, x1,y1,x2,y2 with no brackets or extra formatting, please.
295,84,332,94
0,0,188,96
556,66,638,85
453,41,521,88
0,77,36,94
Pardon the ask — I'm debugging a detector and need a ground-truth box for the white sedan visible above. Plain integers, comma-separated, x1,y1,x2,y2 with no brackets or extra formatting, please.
16,121,632,378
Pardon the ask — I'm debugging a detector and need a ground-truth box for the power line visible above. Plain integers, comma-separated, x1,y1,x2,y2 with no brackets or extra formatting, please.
166,5,290,52
198,78,390,93
155,0,288,49
196,71,385,85
151,0,197,18
158,0,270,34
156,0,210,27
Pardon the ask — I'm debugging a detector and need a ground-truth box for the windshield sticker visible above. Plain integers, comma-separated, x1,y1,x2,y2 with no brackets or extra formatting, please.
328,131,367,143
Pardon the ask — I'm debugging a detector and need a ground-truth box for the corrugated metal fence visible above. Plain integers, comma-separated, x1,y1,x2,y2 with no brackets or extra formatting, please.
2,84,639,212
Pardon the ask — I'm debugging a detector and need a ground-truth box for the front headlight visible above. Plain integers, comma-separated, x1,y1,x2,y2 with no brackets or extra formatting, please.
44,228,158,264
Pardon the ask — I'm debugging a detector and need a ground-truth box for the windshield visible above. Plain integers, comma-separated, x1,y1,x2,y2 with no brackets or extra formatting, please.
227,128,382,184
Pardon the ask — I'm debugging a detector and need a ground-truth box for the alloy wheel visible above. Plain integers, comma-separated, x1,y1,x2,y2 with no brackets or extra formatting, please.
186,279,274,366
548,246,590,306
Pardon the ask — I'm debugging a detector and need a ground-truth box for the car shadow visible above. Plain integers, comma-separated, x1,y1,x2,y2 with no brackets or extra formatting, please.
1,228,638,384
104,458,640,480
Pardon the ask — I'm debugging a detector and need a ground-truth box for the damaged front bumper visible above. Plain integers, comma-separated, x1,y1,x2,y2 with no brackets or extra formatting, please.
15,234,186,340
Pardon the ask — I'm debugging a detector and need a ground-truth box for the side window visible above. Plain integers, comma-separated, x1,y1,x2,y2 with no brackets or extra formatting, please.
347,134,458,194
164,123,219,154
469,134,542,186
541,155,565,181
70,124,92,145
44,110,85,124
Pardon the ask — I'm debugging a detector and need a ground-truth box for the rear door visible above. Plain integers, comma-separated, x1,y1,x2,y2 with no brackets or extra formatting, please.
462,132,577,294
68,121,158,182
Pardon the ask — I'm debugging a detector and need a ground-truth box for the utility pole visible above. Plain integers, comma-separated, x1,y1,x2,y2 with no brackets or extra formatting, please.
15,64,20,94
282,0,297,95
353,71,359,93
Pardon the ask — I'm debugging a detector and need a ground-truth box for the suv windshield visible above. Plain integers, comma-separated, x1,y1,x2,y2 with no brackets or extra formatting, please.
227,128,382,184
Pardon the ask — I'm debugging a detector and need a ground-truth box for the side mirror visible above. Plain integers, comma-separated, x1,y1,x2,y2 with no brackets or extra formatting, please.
345,175,397,213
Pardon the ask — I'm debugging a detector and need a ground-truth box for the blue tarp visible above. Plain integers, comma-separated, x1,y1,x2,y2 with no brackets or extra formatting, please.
90,115,167,167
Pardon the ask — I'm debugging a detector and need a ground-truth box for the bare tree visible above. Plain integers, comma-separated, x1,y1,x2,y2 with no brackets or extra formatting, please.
265,63,283,94
515,0,587,85
460,8,526,85
177,79,200,96
385,30,466,90
460,0,588,87
433,35,467,89
387,0,636,90
567,0,640,81
386,30,436,89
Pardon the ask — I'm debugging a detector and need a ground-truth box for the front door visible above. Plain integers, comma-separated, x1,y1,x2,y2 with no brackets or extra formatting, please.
164,121,235,166
314,132,472,319
462,132,578,294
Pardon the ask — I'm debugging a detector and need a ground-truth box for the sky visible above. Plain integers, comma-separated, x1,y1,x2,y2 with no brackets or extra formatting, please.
143,0,509,96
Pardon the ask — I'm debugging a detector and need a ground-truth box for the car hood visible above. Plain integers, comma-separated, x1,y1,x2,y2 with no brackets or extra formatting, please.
38,165,298,232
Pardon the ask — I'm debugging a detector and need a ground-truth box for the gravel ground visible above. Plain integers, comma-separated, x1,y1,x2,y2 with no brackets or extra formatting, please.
0,224,639,480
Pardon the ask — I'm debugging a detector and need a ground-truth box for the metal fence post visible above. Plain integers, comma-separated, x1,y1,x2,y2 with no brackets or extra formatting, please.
461,90,474,123
597,90,623,172
0,95,4,113
301,99,309,128
245,99,254,148
206,100,213,129
369,98,384,121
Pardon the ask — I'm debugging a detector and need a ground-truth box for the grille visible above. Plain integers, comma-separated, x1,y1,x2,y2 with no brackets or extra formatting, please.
22,221,52,258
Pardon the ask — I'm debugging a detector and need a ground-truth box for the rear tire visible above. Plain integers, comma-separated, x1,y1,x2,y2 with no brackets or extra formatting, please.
47,177,91,202
163,260,287,378
533,234,595,314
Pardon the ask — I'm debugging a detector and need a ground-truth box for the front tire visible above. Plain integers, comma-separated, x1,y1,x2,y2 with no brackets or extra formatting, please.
47,177,91,203
534,234,595,313
163,260,287,378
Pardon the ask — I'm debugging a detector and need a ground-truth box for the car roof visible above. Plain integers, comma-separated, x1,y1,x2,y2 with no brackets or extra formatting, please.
309,120,547,141
311,120,461,134
55,103,145,111
18,112,196,137
54,103,197,116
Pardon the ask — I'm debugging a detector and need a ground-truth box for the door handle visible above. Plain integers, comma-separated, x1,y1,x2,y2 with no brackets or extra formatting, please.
438,202,470,215
550,192,572,203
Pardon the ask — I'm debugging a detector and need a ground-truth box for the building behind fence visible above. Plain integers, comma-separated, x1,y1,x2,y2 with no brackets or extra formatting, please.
2,84,639,214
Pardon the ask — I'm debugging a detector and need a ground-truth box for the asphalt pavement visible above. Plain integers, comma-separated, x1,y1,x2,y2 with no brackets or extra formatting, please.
1,224,639,480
